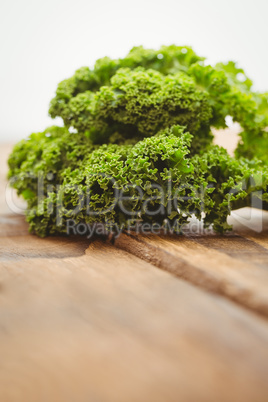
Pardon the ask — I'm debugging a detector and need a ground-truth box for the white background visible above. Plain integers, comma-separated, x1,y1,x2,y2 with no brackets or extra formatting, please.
1,0,267,142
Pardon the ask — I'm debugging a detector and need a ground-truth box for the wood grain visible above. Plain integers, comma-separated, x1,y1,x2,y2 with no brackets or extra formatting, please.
1,233,268,402
115,227,268,317
1,143,268,402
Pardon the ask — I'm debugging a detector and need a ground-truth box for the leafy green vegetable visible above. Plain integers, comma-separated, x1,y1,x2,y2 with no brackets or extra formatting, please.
49,45,203,119
52,67,212,152
8,45,268,237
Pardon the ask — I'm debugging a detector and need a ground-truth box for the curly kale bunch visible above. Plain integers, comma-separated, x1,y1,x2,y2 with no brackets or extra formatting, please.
50,67,212,153
8,45,268,237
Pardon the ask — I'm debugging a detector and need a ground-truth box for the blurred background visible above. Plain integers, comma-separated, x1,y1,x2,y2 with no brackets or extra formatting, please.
0,0,267,142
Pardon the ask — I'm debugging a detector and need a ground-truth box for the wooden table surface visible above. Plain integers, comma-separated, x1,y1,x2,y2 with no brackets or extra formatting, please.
1,142,268,402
